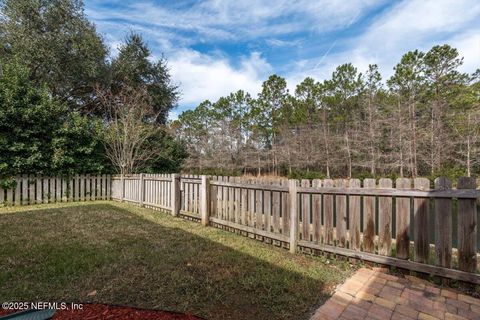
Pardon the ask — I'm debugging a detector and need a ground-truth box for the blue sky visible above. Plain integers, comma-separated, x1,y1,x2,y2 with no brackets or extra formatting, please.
85,0,480,118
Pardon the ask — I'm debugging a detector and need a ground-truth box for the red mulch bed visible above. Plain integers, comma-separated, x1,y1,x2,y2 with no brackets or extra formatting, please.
0,303,203,320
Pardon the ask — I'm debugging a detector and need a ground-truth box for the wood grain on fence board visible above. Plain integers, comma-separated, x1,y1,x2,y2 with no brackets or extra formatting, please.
219,177,224,219
289,179,298,253
335,179,347,247
211,180,217,218
435,177,452,269
414,178,430,264
282,179,290,236
235,183,241,224
349,179,361,250
312,179,322,244
241,186,247,225
457,177,477,273
323,179,334,245
301,179,310,240
396,178,411,260
378,178,393,256
200,175,210,226
255,187,262,229
363,178,376,253
225,178,230,220
56,177,61,202
229,183,234,221
264,183,271,232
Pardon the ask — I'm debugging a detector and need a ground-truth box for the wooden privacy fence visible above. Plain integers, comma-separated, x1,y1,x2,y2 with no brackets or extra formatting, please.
112,174,480,284
0,175,111,206
111,174,176,212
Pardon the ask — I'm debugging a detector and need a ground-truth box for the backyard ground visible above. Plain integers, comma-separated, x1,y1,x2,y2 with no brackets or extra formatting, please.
0,202,352,320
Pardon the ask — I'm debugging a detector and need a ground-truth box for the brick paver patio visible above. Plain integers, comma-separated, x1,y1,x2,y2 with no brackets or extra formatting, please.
311,268,480,320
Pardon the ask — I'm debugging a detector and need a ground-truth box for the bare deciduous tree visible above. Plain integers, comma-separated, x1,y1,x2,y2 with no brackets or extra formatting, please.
98,85,162,174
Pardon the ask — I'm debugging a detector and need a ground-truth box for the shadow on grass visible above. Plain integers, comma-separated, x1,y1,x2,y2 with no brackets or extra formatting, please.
0,203,349,320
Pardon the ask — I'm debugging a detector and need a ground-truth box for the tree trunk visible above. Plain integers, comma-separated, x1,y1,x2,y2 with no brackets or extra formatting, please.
345,132,352,178
368,94,376,176
411,100,418,177
467,113,471,177
430,105,435,175
322,110,331,178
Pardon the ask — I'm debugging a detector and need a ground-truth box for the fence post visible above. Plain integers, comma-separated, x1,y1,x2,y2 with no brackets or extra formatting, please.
121,174,125,202
171,174,180,216
289,179,298,253
200,175,210,226
139,173,144,207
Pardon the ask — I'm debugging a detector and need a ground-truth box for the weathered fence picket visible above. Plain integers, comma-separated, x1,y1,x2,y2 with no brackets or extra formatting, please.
349,179,361,251
335,179,347,247
457,177,477,273
301,179,309,240
289,179,298,253
378,178,392,256
363,178,376,253
413,178,430,264
396,178,411,260
323,179,334,245
435,177,452,268
312,179,322,244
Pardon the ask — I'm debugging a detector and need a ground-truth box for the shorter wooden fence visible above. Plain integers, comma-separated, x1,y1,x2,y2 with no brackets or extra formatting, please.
113,174,480,284
0,175,111,206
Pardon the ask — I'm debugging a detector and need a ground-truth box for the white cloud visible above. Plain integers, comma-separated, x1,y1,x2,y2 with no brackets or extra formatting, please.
450,30,480,74
285,0,480,88
86,0,480,108
169,50,272,105
265,38,303,47
357,0,480,66
87,0,385,44
86,0,386,106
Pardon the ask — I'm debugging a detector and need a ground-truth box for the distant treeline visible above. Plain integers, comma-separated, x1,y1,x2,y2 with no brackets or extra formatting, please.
173,45,480,179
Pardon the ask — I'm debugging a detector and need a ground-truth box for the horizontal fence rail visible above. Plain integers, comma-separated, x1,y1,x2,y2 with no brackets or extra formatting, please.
0,175,111,206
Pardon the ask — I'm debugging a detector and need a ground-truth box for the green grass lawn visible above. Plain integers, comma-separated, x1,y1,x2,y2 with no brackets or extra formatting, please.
0,202,352,320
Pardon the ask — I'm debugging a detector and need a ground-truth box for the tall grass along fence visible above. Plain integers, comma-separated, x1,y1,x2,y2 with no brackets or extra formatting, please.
112,174,480,284
0,175,111,206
